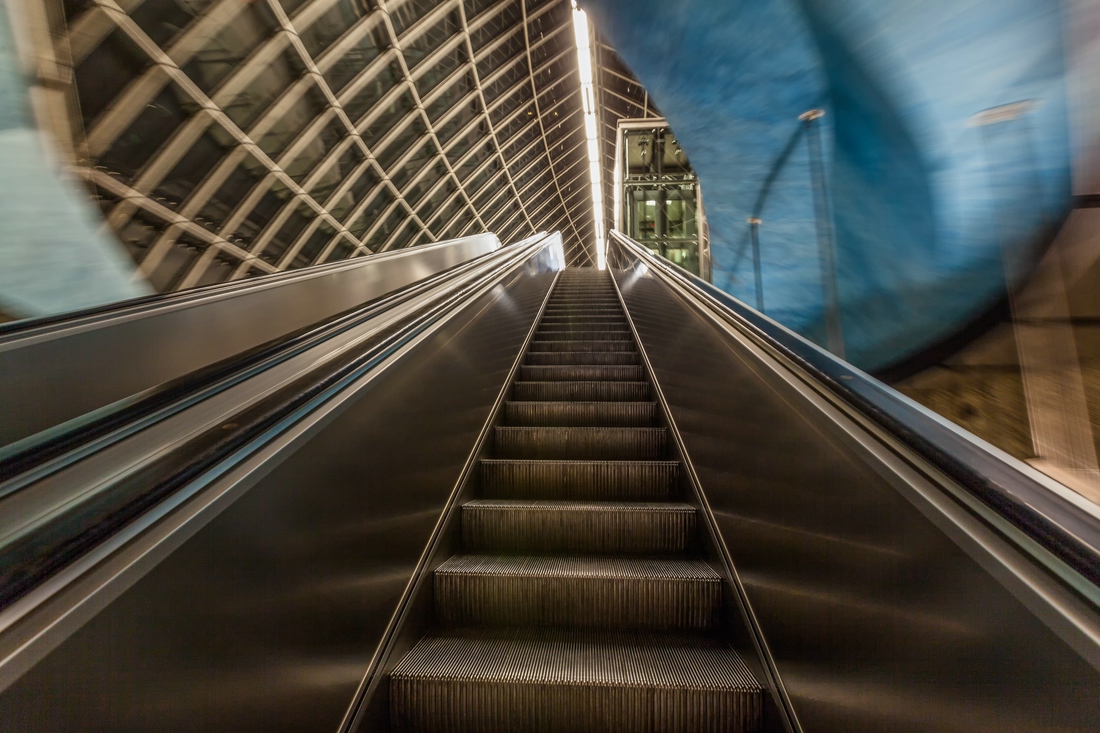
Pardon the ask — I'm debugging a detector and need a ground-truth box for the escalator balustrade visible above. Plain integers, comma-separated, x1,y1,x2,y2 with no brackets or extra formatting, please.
390,269,763,732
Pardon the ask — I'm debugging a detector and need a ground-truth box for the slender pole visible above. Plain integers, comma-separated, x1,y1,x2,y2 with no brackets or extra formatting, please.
748,217,764,311
801,108,845,358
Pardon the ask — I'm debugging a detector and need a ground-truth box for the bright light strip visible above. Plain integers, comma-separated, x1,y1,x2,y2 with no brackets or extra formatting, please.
572,2,605,269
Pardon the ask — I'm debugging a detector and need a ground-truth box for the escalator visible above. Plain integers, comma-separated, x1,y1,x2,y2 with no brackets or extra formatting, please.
0,232,1098,732
390,269,761,732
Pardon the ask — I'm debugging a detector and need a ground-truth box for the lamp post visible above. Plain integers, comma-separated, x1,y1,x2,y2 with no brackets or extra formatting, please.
801,108,844,358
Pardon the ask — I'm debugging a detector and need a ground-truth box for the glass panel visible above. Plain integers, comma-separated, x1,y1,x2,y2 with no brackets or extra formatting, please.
256,83,329,158
116,208,171,264
195,249,242,287
100,82,201,180
414,45,464,98
375,118,425,170
662,132,692,175
260,201,315,264
130,0,216,48
75,29,154,125
300,0,366,58
154,123,237,210
364,204,406,251
347,187,392,238
285,118,346,183
403,159,446,207
388,219,419,250
416,177,456,222
389,0,435,36
436,98,480,147
291,221,335,268
327,236,357,262
223,49,307,131
324,24,388,93
197,152,266,231
341,61,402,121
276,0,308,17
149,233,207,291
328,163,378,221
182,1,280,95
425,71,473,123
390,142,433,190
625,130,657,177
404,9,459,70
310,142,365,204
229,177,293,248
361,90,416,149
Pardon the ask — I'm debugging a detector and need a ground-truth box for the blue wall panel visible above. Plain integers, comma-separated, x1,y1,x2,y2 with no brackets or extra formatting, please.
583,0,1071,369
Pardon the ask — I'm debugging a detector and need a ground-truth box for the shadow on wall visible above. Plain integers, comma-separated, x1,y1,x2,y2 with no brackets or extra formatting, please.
581,0,1071,370
0,1,149,319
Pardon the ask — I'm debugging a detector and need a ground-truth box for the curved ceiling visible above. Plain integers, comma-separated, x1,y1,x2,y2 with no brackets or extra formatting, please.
582,0,1072,370
60,0,603,292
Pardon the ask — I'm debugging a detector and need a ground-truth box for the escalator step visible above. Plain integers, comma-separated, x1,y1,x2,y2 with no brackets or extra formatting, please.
525,351,639,366
504,401,657,427
518,365,644,381
480,459,677,500
435,555,721,629
494,426,666,460
539,322,629,332
512,381,650,402
390,627,762,733
532,330,632,341
462,500,696,553
527,339,635,352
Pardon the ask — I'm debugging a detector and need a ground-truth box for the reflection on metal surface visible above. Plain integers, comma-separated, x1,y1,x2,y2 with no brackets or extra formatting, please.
0,241,560,731
0,233,498,448
609,235,1100,732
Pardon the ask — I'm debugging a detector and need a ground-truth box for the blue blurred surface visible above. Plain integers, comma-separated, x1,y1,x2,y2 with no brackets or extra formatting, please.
583,0,1071,369
0,3,148,318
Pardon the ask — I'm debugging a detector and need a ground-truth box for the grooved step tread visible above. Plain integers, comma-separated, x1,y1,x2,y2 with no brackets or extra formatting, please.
461,499,696,552
480,459,677,500
495,426,667,460
391,628,762,733
512,381,650,402
518,365,645,381
435,555,722,628
504,401,657,427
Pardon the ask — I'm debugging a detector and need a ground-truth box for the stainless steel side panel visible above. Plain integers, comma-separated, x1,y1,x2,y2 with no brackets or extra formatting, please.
0,234,500,447
0,254,555,732
614,266,1100,733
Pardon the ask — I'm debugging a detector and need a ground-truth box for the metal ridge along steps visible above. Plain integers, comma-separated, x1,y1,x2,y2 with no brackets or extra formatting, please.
389,268,762,733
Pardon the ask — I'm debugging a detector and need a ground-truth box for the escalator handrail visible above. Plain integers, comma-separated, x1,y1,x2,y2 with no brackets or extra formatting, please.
0,232,561,613
0,233,500,338
609,230,1100,595
0,234,544,485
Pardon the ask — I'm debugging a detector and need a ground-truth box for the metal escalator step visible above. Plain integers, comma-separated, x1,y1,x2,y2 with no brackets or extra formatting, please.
390,627,763,733
527,340,635,353
434,555,721,629
525,351,638,366
532,330,632,341
480,459,677,500
542,311,624,317
462,500,696,553
538,322,628,332
512,381,650,401
518,365,644,381
504,401,656,427
495,426,666,460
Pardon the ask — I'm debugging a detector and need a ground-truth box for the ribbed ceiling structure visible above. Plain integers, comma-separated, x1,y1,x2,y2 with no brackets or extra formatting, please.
591,33,654,238
62,0,603,291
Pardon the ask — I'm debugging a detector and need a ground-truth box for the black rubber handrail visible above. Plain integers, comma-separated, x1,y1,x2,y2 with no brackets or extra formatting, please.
0,246,504,482
0,235,555,609
610,230,1100,595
